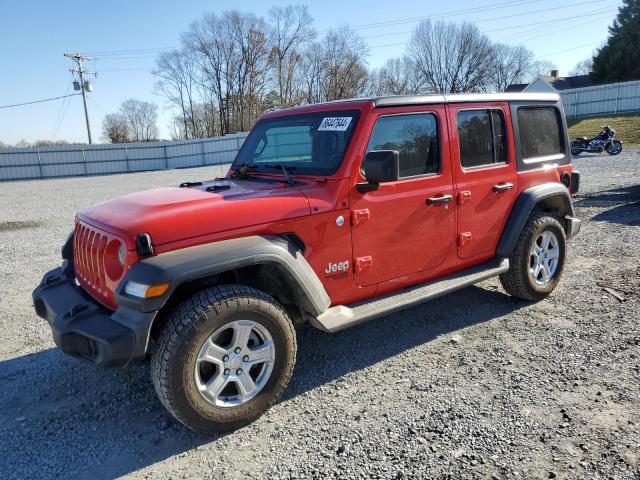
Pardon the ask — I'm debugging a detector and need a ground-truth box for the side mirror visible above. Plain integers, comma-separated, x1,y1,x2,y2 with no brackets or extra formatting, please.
357,150,399,193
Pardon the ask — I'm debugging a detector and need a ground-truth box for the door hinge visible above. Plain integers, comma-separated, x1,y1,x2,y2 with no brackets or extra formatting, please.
458,191,472,205
351,208,370,225
355,256,373,273
458,232,472,246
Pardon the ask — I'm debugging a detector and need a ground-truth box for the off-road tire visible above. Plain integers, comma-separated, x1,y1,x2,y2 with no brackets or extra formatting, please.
151,284,296,434
499,212,566,301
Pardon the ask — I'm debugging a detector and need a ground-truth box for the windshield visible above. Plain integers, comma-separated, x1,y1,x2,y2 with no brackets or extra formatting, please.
232,109,361,176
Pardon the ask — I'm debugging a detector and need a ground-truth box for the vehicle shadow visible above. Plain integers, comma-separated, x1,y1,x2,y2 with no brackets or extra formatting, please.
574,184,640,226
0,285,526,479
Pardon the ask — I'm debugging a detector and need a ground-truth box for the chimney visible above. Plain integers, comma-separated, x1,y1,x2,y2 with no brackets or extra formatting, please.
550,69,559,78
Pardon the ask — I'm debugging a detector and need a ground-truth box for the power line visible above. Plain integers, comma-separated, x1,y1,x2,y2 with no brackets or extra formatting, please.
317,0,540,33
367,0,618,49
498,10,612,43
83,0,543,61
51,80,72,140
0,93,79,109
360,7,610,41
51,91,74,141
82,0,617,63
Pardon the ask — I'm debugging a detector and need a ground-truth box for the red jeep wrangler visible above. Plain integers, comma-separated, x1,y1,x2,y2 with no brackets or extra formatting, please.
33,93,580,433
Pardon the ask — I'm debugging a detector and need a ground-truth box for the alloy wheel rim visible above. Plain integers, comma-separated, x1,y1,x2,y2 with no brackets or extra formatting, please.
194,320,275,407
529,230,560,285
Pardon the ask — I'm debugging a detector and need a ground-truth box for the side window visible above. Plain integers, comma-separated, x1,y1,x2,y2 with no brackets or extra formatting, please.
457,109,506,168
517,107,563,160
366,113,439,178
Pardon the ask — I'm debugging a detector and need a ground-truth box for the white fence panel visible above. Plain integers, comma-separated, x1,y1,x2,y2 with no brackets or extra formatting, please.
560,80,640,118
0,134,248,181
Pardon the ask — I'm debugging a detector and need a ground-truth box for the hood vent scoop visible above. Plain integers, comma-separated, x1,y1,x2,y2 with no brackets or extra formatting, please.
205,184,231,193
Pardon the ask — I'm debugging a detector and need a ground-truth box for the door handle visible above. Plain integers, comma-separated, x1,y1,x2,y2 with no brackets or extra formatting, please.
426,194,453,205
492,182,514,192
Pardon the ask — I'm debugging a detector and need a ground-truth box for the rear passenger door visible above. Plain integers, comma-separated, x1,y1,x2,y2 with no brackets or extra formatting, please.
447,103,517,259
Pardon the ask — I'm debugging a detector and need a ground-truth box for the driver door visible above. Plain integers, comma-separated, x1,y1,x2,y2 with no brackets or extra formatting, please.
349,107,455,287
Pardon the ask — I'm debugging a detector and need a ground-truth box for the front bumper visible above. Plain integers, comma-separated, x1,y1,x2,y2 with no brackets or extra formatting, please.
32,262,156,367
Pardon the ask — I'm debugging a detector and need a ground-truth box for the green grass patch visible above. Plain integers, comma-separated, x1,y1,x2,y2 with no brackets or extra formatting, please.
567,113,640,147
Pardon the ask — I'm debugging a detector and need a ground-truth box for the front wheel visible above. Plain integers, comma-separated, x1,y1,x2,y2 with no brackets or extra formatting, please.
500,213,566,301
151,285,296,434
570,141,582,156
606,140,622,155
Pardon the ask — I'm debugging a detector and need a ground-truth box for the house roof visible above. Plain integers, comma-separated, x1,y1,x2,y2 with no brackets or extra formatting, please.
504,83,528,93
506,74,593,92
540,74,592,91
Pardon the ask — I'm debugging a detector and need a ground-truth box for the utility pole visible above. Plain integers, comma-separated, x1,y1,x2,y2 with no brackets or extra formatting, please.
64,53,94,144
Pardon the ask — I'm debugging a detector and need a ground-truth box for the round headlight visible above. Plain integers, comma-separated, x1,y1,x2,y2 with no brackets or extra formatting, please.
105,240,126,281
118,243,127,266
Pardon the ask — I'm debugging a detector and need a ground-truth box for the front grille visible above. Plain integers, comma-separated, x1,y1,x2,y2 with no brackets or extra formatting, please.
73,221,114,308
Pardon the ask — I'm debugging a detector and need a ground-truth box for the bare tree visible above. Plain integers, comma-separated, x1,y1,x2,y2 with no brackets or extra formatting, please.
569,58,593,76
182,10,271,134
300,42,326,103
323,28,369,101
368,56,424,95
491,44,534,92
409,20,496,93
119,99,159,142
154,49,201,139
102,113,130,143
529,59,558,79
268,5,315,107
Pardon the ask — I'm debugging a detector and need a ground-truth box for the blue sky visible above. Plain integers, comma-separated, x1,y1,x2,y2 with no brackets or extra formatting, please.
0,0,622,145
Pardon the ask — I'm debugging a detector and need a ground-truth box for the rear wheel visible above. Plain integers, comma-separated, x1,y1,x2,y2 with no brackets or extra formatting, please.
151,285,296,434
570,141,582,156
606,140,622,155
500,213,566,301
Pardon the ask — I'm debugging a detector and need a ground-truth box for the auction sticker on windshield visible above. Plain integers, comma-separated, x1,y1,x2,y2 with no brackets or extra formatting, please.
318,117,352,131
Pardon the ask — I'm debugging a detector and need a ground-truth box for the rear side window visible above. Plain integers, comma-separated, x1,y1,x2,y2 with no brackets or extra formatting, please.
517,107,563,160
457,109,506,168
366,113,439,178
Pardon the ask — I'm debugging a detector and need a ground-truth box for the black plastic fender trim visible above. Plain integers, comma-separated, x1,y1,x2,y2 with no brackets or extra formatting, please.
496,183,575,257
115,235,331,316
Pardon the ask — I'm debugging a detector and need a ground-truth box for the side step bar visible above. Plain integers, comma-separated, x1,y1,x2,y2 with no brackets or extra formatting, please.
311,258,509,333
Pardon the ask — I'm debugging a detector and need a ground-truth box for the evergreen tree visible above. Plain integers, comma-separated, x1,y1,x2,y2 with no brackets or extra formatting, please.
591,0,640,83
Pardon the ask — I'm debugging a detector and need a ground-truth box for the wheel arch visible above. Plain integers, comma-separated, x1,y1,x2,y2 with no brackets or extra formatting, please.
496,183,574,257
114,235,330,350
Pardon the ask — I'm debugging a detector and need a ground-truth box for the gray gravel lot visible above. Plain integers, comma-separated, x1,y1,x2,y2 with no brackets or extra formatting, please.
1,151,639,479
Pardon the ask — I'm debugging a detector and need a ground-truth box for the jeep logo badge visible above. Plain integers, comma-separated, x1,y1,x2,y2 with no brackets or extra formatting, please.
325,261,349,276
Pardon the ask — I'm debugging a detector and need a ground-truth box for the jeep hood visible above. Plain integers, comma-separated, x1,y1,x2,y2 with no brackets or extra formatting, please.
78,179,311,247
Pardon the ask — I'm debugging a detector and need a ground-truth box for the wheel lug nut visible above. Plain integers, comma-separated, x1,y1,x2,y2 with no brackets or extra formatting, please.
243,355,249,362
223,368,230,376
234,347,241,354
223,355,229,362
236,369,243,375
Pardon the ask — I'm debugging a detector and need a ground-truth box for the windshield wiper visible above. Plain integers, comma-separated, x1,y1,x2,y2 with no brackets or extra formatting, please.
263,164,297,185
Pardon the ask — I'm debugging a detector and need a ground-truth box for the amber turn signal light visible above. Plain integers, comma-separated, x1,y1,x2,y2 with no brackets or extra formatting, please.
144,283,170,298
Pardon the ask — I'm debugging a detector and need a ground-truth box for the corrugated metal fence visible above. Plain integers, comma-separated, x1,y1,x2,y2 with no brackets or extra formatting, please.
560,80,640,118
0,133,248,181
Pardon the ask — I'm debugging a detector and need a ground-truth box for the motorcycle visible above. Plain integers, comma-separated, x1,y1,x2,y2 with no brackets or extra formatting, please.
570,125,623,156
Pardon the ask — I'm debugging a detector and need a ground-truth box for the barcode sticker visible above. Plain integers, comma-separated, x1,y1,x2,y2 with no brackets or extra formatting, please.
318,117,352,131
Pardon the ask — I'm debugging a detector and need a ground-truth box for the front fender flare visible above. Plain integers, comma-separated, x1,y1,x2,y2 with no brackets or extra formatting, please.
496,183,574,257
115,235,331,316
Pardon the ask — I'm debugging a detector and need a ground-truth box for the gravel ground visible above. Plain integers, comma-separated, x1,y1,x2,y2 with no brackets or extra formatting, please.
0,150,639,480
